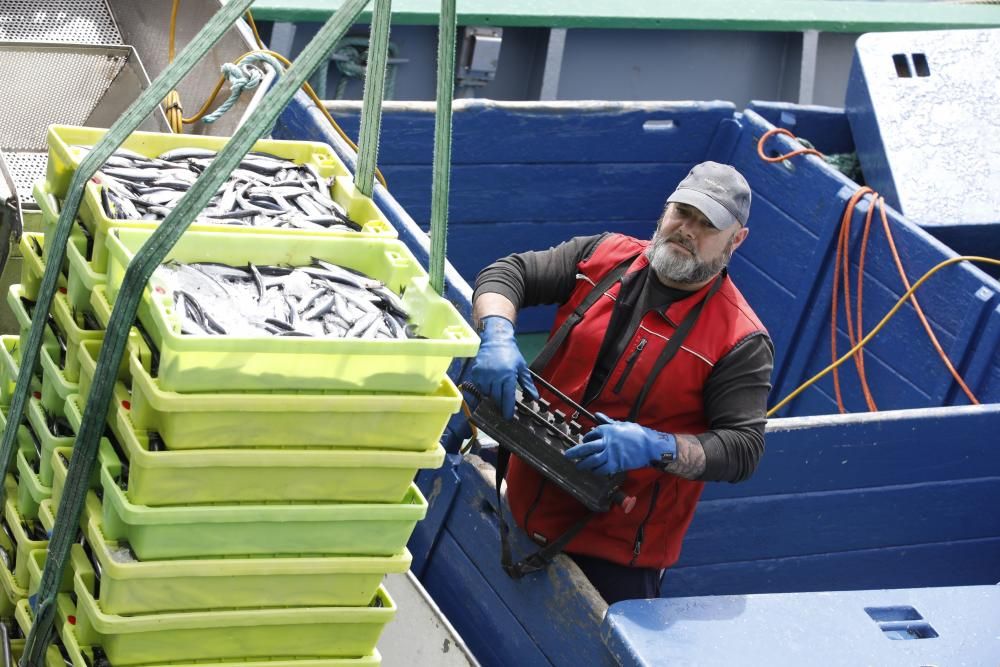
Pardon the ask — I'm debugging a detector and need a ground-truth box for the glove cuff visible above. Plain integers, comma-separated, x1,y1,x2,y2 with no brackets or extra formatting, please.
647,430,678,468
476,315,515,340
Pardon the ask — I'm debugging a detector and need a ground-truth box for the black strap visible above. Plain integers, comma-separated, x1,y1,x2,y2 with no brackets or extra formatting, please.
495,448,594,579
628,272,725,421
529,254,639,374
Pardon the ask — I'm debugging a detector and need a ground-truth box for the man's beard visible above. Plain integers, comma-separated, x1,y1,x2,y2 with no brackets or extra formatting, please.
646,230,736,285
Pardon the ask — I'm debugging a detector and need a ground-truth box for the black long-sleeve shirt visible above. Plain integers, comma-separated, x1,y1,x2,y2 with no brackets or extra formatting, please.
474,233,773,483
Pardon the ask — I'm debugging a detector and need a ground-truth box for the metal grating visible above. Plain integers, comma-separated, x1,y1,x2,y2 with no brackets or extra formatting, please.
2,151,46,204
0,0,121,44
0,47,126,151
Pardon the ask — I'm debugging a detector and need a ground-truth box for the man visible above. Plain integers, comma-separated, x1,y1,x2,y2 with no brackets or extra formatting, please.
458,161,773,604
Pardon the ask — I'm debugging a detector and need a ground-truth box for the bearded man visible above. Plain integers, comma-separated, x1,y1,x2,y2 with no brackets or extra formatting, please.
460,161,774,603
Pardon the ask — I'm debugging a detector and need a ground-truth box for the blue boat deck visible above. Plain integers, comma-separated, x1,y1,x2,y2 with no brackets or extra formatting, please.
275,94,1000,667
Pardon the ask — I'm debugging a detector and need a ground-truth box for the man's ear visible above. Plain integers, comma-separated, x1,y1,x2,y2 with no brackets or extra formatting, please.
731,226,749,251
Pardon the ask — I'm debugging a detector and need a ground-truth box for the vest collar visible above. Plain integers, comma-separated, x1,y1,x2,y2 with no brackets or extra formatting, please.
623,253,729,327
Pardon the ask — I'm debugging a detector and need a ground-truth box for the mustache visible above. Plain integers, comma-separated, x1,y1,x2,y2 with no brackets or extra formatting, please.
661,233,696,255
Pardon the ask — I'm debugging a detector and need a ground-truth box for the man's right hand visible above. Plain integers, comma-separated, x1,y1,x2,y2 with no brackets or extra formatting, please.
467,316,539,419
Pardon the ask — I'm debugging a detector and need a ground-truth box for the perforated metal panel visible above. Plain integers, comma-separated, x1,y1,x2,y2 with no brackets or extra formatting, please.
0,0,121,44
0,39,164,205
1,151,46,203
0,45,127,151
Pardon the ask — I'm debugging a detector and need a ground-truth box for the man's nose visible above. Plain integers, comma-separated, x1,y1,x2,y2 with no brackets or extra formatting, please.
679,218,699,237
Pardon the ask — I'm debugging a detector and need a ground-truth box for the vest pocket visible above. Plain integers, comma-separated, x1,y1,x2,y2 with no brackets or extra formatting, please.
629,480,661,566
613,337,647,394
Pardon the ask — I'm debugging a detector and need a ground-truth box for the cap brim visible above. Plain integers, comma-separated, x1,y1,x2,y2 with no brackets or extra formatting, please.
667,189,741,230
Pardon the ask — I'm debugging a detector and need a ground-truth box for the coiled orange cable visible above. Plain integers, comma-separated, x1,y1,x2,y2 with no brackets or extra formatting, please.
756,127,825,163
756,129,980,411
852,193,880,411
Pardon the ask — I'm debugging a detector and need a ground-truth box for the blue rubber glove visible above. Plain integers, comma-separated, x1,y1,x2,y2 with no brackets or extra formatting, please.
467,316,538,419
439,392,475,454
439,402,472,454
564,413,678,475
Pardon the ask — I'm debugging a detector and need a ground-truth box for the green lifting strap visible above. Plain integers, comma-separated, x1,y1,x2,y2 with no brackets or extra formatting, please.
16,4,255,661
0,1,254,520
429,0,457,295
21,0,375,663
354,0,393,197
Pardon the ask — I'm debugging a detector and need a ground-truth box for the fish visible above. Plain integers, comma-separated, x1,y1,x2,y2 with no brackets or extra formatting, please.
154,258,415,339
75,146,361,231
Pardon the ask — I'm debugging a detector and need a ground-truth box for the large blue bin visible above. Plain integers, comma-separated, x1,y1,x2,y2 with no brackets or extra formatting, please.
317,100,1000,416
275,97,1000,667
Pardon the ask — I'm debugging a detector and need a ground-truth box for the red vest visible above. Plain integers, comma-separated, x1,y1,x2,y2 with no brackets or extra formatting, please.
506,233,766,569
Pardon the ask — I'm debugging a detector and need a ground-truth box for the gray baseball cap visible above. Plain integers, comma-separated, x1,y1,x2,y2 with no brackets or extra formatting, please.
666,161,752,230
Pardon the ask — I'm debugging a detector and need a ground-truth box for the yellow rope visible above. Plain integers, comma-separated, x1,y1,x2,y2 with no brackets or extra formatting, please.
164,0,184,133
163,8,385,187
767,256,1000,417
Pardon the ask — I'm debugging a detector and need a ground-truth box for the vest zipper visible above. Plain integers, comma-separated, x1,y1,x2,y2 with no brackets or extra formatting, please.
629,481,661,566
612,337,647,394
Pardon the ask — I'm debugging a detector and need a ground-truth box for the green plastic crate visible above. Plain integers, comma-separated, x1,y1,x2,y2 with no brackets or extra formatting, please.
66,241,105,317
74,339,137,409
27,396,74,487
0,640,59,667
0,407,36,463
6,284,59,360
15,447,51,521
0,335,42,407
61,619,381,667
5,496,47,589
65,392,444,505
40,344,78,419
104,228,478,393
15,599,102,667
32,180,88,273
61,616,382,667
50,444,120,510
27,546,74,598
119,342,460,451
68,496,412,614
51,289,104,384
99,468,427,559
18,232,68,301
68,547,396,665
44,126,396,272
0,500,26,618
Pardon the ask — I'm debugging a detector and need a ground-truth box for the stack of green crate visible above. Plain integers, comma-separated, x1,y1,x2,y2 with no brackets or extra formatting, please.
7,127,480,666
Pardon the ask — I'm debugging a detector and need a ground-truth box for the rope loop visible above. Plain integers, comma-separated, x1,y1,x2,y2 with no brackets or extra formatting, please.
203,51,285,124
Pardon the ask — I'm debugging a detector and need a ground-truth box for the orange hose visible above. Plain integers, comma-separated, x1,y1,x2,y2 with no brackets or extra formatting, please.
852,195,880,412
756,127,825,163
755,128,979,411
831,187,873,412
877,199,980,405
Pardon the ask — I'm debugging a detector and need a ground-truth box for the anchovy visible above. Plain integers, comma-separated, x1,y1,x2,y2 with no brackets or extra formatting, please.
158,147,219,161
156,259,414,339
87,147,363,232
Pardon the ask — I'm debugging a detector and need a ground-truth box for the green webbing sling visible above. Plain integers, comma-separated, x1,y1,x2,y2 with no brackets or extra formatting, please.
429,0,457,295
0,2,253,520
11,2,254,660
353,0,393,197
21,0,375,663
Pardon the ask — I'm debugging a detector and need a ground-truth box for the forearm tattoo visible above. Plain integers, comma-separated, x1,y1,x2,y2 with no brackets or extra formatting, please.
665,434,707,480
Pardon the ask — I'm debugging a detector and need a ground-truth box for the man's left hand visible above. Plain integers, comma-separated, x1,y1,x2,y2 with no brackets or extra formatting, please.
564,413,678,475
